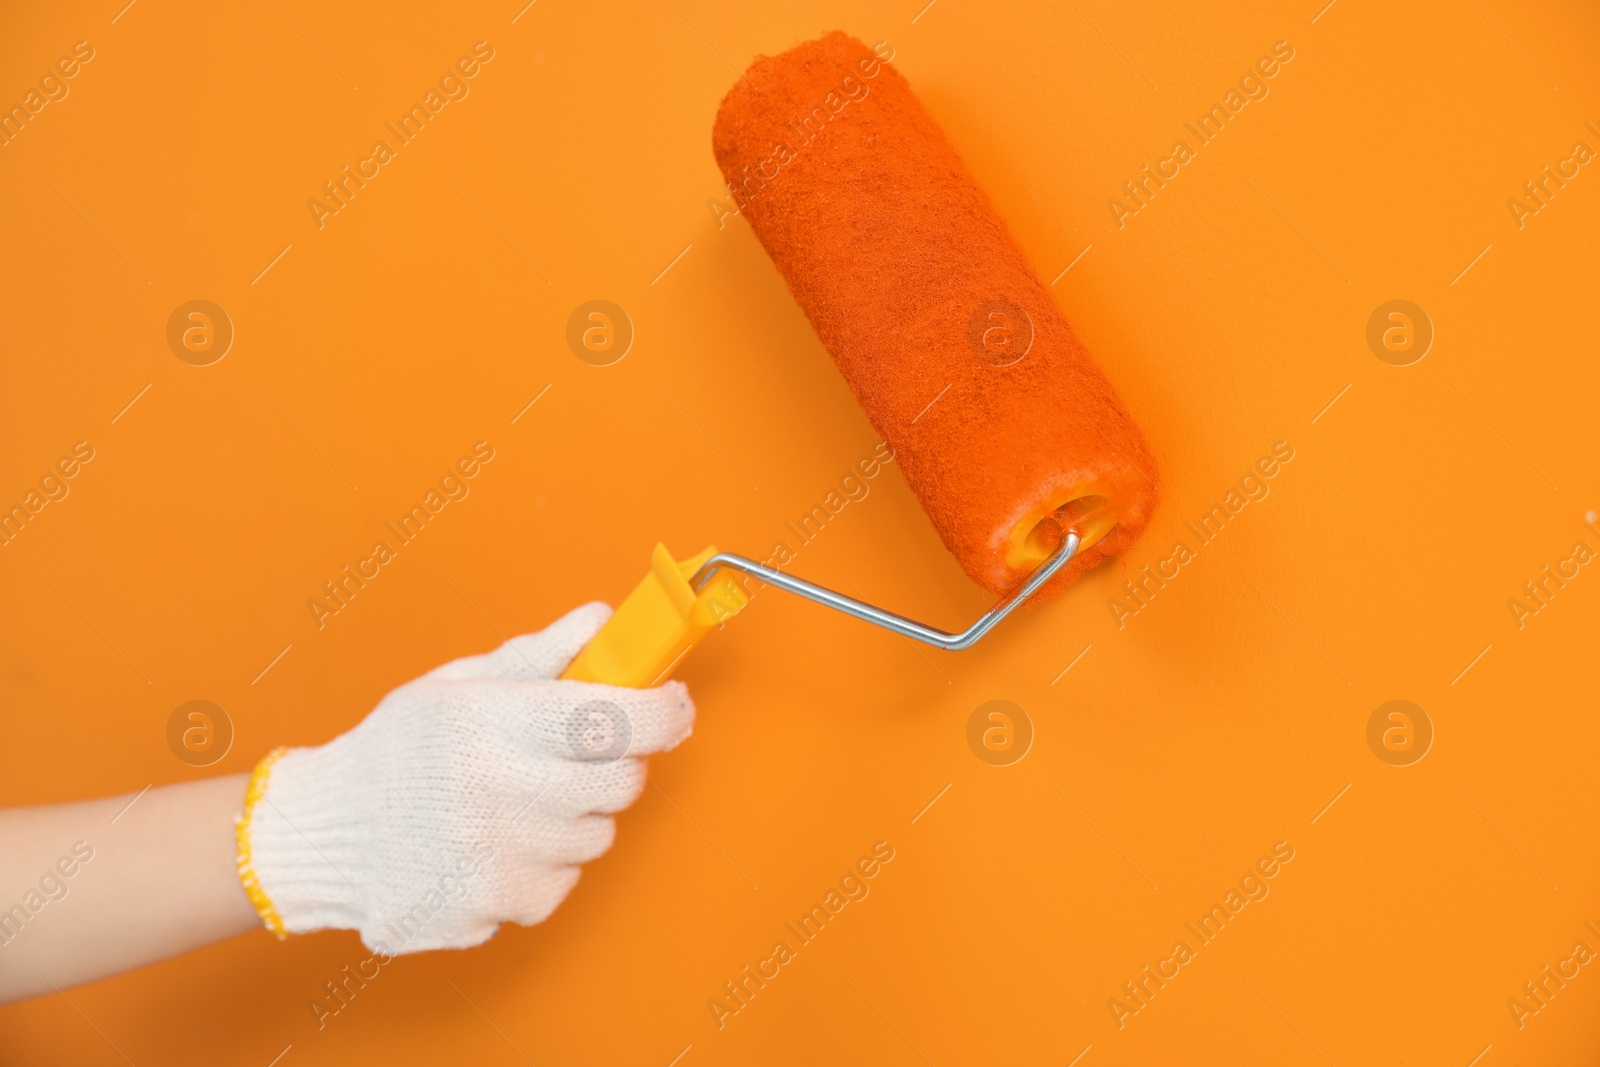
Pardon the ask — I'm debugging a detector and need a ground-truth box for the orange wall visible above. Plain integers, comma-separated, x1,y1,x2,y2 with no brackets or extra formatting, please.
3,1,1599,1063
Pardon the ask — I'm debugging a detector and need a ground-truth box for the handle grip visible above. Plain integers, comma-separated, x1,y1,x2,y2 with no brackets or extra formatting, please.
560,544,749,687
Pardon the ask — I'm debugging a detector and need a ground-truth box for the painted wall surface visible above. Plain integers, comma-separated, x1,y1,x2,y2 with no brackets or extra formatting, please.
2,1,1597,1063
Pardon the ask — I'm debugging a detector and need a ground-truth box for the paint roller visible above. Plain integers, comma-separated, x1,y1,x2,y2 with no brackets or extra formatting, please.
563,32,1158,687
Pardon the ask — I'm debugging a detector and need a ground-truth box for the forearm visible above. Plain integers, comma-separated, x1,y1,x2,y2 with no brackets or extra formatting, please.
0,604,686,1002
0,774,260,1004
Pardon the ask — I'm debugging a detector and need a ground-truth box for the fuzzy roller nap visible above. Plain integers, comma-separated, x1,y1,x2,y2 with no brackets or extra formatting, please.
711,32,1158,597
562,32,1160,687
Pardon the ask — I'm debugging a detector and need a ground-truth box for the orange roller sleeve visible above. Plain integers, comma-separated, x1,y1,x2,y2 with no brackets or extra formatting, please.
712,32,1159,596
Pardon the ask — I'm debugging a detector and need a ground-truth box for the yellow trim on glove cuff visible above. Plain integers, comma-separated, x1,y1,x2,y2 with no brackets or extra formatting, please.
235,746,291,940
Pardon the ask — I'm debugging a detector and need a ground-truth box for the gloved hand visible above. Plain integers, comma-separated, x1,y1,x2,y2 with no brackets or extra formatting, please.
234,603,694,955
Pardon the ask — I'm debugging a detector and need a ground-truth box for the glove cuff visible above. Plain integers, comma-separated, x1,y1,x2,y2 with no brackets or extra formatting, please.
235,747,291,938
235,740,369,938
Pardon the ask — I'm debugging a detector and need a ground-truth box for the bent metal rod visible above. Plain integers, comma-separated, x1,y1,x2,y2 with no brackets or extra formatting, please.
689,530,1081,651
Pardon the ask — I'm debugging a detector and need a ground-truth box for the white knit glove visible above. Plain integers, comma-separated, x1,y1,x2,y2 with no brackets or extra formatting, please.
235,603,694,955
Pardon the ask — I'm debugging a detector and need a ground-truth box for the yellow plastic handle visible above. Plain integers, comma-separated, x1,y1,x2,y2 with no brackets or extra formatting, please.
560,543,750,687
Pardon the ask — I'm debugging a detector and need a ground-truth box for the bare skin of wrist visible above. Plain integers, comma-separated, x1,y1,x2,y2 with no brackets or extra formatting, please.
0,775,261,1004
